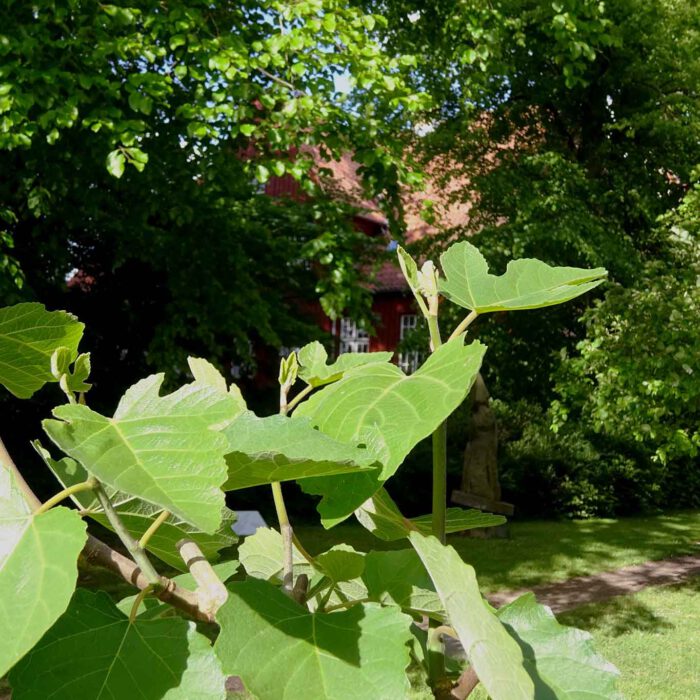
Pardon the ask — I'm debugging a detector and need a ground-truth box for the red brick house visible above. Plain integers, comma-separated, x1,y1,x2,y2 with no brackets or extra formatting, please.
264,153,471,372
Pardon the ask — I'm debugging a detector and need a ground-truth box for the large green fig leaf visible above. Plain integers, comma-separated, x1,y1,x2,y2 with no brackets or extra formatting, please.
363,549,444,618
0,467,86,677
439,241,607,314
409,532,535,700
297,336,486,525
43,374,244,533
9,589,226,699
355,488,505,541
33,442,237,570
238,527,314,584
215,579,413,700
297,341,392,387
0,303,84,398
222,412,379,490
497,593,622,699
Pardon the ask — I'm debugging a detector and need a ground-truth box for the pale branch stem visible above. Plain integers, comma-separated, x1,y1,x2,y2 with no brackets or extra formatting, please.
93,481,162,588
138,509,171,549
82,534,214,623
451,668,479,699
286,383,314,414
128,585,153,624
0,435,213,623
177,539,228,615
427,311,442,353
34,478,97,515
448,310,479,341
271,480,294,593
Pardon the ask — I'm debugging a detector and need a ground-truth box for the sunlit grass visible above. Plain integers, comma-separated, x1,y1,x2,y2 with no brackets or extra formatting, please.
295,510,700,592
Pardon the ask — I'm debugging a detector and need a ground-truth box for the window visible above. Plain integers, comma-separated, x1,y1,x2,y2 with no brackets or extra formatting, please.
398,313,422,374
339,317,370,354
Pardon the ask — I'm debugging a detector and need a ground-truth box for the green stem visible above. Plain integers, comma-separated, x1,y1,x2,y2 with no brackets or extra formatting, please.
292,531,316,565
286,384,314,414
432,422,448,544
448,310,478,341
34,478,97,515
271,480,294,593
427,624,447,690
128,585,153,623
93,481,162,588
138,509,171,549
427,302,448,544
427,312,442,352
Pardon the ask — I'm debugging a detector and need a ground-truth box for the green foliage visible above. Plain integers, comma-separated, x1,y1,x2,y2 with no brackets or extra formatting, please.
0,468,86,677
297,341,393,388
222,412,379,490
409,532,537,699
215,580,414,699
497,593,622,699
0,0,429,386
0,237,616,699
0,303,83,398
9,589,226,700
439,241,607,313
238,527,313,584
35,439,237,570
296,336,487,525
43,374,243,532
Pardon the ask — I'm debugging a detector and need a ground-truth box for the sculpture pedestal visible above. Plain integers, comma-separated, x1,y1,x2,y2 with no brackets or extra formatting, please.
453,374,513,539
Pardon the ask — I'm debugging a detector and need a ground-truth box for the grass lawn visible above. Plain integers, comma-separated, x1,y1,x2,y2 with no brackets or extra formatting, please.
559,578,700,700
295,509,700,592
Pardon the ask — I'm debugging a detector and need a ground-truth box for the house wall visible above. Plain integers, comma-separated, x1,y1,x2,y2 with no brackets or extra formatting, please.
370,292,416,353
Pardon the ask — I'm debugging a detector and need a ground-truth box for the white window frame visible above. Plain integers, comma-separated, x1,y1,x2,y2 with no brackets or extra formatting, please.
398,313,422,374
339,317,370,354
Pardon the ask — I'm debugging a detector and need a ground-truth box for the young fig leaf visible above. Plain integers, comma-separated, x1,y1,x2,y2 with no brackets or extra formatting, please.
439,241,607,314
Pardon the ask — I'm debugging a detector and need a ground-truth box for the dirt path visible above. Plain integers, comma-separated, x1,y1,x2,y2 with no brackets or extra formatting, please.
487,552,700,613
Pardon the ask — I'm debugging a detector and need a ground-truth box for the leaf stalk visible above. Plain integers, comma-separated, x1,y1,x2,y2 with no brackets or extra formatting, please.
34,478,97,515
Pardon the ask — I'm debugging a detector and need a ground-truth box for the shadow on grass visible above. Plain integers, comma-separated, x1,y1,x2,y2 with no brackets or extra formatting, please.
559,577,700,637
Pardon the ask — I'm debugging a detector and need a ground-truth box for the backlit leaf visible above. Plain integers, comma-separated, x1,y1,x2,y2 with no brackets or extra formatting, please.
439,241,607,314
215,579,413,700
9,589,226,699
412,508,506,536
33,441,237,571
0,303,84,398
238,527,313,584
297,337,486,525
410,532,535,700
297,341,392,388
223,412,378,490
0,467,86,676
497,593,622,699
43,374,243,533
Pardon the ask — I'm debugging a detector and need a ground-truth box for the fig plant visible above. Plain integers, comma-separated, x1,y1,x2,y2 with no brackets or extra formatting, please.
0,241,620,699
